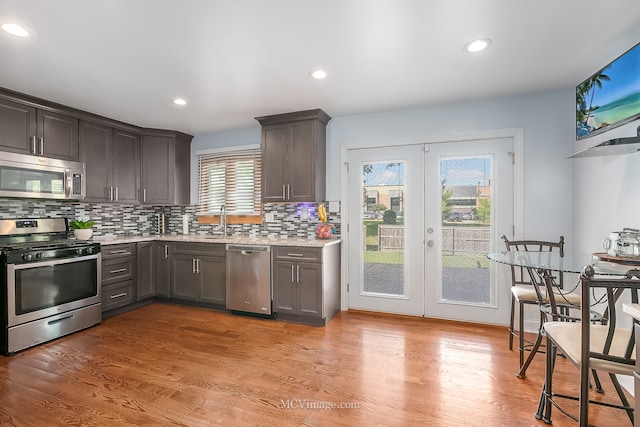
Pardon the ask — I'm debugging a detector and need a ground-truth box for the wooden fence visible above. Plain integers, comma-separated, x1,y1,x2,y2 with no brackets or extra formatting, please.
374,225,490,254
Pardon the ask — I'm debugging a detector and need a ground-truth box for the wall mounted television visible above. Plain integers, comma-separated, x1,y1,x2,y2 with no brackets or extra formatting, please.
576,41,640,140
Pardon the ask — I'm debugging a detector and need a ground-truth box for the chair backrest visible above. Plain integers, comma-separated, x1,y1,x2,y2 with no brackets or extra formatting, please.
501,235,565,291
580,265,638,366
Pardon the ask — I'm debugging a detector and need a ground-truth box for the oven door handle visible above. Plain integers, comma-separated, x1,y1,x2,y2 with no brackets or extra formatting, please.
8,253,100,270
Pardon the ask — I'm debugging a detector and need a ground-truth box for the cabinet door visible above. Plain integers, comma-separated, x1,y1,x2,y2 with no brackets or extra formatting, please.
37,110,79,161
79,120,111,202
288,120,317,202
156,243,171,298
136,242,155,301
198,256,226,305
273,261,296,313
261,124,288,202
111,129,141,203
297,262,323,317
141,135,174,204
170,254,198,301
0,98,36,155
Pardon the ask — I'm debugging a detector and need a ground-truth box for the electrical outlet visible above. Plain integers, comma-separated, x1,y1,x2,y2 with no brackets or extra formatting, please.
328,201,340,213
265,212,274,222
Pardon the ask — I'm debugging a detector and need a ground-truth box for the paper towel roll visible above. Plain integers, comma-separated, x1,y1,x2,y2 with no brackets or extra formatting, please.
182,214,189,235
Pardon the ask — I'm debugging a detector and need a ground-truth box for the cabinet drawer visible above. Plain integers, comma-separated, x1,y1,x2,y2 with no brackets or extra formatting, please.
102,281,134,311
273,246,321,262
101,243,136,260
173,243,225,257
102,257,135,284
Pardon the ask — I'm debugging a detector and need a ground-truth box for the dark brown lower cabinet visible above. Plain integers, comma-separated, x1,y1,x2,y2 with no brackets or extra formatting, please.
136,242,155,301
101,243,136,312
170,243,226,306
272,243,340,325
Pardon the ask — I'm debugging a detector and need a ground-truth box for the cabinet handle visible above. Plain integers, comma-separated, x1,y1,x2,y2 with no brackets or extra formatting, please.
192,258,196,274
287,184,290,200
282,185,286,200
109,268,127,274
143,188,146,202
287,253,304,257
31,136,37,154
196,258,201,274
110,292,127,299
291,265,295,283
108,249,130,255
109,186,114,201
296,265,300,283
39,137,44,155
115,186,119,201
164,245,169,259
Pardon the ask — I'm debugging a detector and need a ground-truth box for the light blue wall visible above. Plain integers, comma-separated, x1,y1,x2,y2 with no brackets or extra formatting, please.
191,89,575,245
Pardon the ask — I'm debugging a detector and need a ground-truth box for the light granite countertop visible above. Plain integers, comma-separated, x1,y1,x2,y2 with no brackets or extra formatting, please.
93,234,341,248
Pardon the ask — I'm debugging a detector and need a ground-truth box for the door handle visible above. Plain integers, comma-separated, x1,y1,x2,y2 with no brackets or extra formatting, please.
282,185,286,200
291,265,295,283
115,186,119,201
31,136,37,154
196,258,201,274
143,188,146,202
192,258,196,274
296,265,300,283
287,184,290,200
39,137,44,155
164,245,169,259
427,240,435,247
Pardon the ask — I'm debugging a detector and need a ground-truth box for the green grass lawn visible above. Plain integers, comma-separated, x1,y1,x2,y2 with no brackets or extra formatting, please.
363,250,489,268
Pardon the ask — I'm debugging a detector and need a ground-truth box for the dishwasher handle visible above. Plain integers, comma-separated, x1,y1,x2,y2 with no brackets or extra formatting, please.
226,244,270,253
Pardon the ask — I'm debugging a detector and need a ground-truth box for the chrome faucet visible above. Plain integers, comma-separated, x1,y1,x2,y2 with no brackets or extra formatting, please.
220,204,227,236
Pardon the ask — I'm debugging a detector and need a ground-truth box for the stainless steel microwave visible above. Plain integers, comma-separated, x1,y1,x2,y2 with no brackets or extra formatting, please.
0,151,85,200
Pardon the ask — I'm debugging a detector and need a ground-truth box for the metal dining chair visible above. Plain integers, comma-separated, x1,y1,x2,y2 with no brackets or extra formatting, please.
501,235,582,378
536,265,638,426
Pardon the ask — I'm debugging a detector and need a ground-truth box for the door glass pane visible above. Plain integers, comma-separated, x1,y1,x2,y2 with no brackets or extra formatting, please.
440,156,491,305
362,161,405,296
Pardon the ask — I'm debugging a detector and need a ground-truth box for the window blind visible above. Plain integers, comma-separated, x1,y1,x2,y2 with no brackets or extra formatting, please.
196,148,262,216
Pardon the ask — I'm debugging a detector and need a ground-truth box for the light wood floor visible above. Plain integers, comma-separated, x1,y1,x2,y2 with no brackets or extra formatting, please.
0,303,632,426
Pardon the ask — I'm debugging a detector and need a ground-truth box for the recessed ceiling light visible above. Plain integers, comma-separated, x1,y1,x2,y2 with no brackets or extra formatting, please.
463,38,492,53
2,23,30,37
172,98,187,106
310,69,327,80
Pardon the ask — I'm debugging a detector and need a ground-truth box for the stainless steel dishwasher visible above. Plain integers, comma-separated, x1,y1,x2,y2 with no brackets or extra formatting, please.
226,244,272,316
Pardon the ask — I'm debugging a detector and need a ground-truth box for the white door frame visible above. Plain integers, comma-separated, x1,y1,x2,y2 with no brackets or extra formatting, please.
339,128,524,319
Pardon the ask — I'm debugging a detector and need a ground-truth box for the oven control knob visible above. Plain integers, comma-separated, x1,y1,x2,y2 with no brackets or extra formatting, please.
76,248,84,255
22,253,33,261
86,246,93,254
34,252,43,259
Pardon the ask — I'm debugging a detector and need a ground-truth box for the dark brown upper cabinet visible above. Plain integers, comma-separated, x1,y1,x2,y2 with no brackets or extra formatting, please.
0,97,79,161
256,109,330,203
79,121,140,203
141,130,192,205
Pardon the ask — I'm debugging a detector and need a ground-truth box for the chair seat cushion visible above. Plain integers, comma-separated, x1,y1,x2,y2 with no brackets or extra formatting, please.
544,321,635,375
511,285,581,306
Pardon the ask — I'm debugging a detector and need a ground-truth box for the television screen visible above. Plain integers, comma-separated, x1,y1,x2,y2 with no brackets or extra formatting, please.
576,42,640,140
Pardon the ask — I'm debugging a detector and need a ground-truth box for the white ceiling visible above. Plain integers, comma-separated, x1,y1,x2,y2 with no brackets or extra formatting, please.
1,0,639,136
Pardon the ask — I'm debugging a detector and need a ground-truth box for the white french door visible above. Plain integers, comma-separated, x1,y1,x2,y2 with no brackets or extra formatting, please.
347,145,425,315
346,136,515,324
423,138,514,324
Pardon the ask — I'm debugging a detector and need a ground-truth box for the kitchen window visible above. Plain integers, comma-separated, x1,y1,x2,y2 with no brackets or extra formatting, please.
196,145,262,224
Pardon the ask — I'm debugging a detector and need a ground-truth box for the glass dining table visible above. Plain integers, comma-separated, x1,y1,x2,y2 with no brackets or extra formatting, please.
486,250,640,277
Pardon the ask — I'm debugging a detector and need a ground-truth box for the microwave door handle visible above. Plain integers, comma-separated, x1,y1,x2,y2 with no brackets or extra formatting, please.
64,169,72,197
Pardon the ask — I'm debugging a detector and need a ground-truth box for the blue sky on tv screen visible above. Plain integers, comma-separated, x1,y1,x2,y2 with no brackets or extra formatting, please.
589,43,640,107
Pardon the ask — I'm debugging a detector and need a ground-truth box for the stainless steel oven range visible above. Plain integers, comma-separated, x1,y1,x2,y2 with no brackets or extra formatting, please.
0,218,101,355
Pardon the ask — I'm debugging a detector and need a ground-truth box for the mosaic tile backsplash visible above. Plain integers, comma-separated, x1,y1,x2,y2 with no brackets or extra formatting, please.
0,199,341,239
